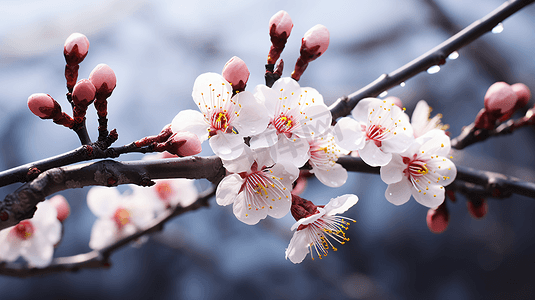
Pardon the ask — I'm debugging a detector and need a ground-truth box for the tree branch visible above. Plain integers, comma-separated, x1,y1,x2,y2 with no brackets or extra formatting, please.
0,156,225,231
328,0,535,120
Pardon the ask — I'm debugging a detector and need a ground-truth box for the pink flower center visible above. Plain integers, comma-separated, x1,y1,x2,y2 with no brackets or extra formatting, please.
11,220,35,240
113,207,131,230
273,113,295,134
155,181,174,204
403,156,429,178
365,124,388,147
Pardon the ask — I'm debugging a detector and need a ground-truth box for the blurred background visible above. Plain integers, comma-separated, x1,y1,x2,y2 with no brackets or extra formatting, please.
1,0,535,299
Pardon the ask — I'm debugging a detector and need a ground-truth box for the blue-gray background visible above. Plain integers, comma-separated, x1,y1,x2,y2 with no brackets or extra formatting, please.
1,0,535,299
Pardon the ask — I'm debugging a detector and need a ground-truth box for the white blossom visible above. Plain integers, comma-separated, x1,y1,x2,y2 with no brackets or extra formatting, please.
334,98,414,166
285,194,358,264
216,147,298,225
87,187,155,250
411,100,448,138
172,72,270,160
380,129,457,208
308,132,349,187
250,77,332,167
0,201,61,267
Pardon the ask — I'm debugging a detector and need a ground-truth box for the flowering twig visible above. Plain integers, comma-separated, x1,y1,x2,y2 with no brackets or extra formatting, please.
0,187,215,278
328,0,535,120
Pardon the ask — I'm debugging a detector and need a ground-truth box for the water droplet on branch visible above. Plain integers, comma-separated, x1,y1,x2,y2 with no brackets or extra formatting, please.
379,91,388,98
400,82,406,87
427,65,440,74
492,23,504,34
448,51,459,60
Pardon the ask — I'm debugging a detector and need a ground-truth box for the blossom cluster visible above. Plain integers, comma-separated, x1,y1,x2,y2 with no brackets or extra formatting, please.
164,11,457,263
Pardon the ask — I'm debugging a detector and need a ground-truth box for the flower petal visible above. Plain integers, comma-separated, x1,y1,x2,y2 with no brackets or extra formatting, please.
216,174,244,206
298,104,332,138
89,218,118,250
313,163,348,187
0,230,22,262
351,98,376,123
385,179,412,206
380,154,405,184
324,194,359,216
232,91,270,136
285,230,310,264
232,192,267,225
359,140,392,167
192,72,232,115
333,117,365,151
171,109,209,142
412,182,445,208
249,127,279,149
270,135,310,167
21,233,54,267
209,132,245,160
87,187,122,218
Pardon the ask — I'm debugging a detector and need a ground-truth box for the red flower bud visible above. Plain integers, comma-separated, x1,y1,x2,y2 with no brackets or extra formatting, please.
222,56,249,93
64,33,89,66
72,79,96,107
89,63,117,98
49,195,71,223
426,204,449,234
27,93,59,119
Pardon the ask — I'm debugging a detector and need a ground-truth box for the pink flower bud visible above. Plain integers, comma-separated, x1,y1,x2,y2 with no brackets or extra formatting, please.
166,131,202,157
27,93,59,118
267,11,293,65
222,56,250,93
72,79,96,107
426,205,449,234
269,10,293,39
511,83,531,108
484,82,517,113
302,24,330,60
89,63,117,98
64,33,89,66
467,198,488,219
49,195,71,223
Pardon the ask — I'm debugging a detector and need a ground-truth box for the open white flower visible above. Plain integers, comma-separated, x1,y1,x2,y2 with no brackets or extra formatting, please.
87,187,155,250
216,147,298,225
334,98,414,166
172,72,270,160
308,132,349,187
250,77,332,167
380,129,456,208
411,100,448,138
285,194,358,264
0,200,61,267
131,179,198,216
